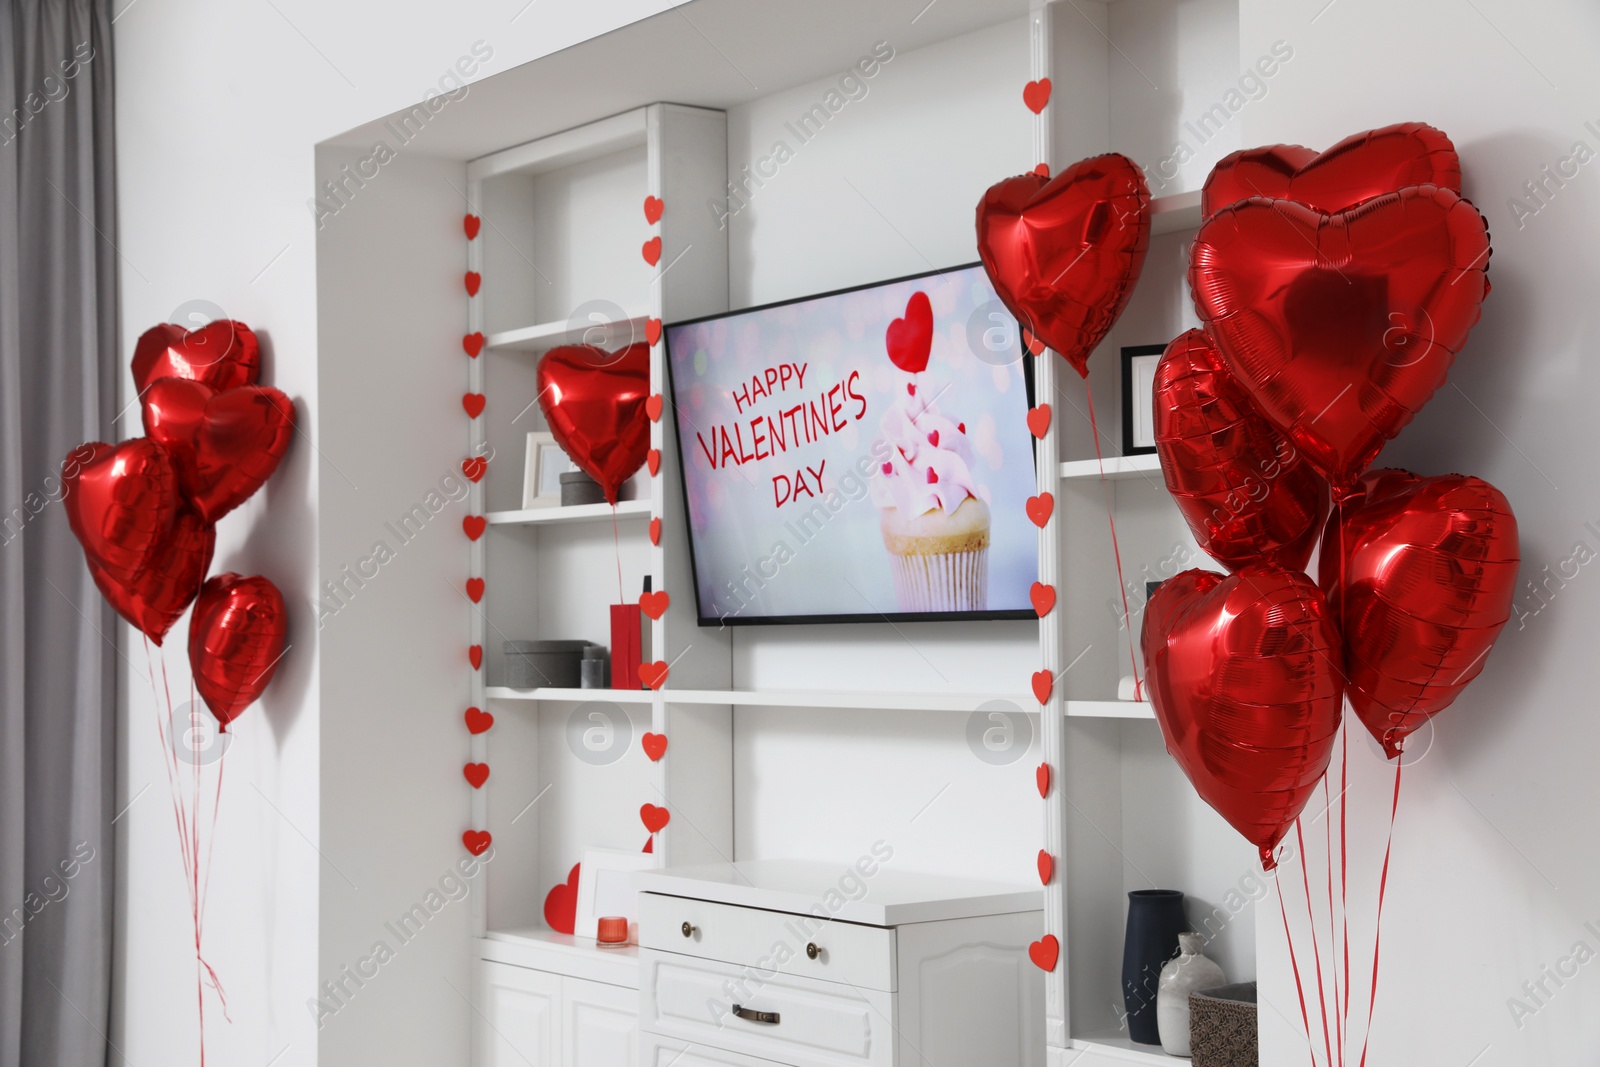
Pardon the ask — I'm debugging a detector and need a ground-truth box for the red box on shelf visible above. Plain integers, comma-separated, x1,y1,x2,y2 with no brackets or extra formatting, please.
610,603,642,690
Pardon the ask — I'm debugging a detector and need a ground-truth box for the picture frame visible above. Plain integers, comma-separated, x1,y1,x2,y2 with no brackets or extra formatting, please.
1121,344,1164,457
573,847,655,941
521,431,570,509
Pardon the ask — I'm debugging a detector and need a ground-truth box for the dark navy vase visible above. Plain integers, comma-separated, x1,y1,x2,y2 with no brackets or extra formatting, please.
1122,889,1187,1044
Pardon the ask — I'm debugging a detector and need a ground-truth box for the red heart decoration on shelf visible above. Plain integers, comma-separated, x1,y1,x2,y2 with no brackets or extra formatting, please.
1025,493,1053,528
465,706,494,734
642,237,662,266
537,344,651,505
1153,330,1328,572
462,332,485,358
1190,186,1490,489
1031,670,1053,705
462,393,486,419
1029,582,1055,617
649,518,662,545
640,804,670,833
469,645,483,670
642,733,668,761
1035,763,1051,799
640,590,669,620
645,394,664,422
463,515,487,540
1026,404,1051,439
463,830,494,857
976,155,1150,377
643,195,665,224
141,380,296,523
543,863,579,933
647,450,661,476
1032,163,1049,178
1201,122,1460,219
638,661,669,690
885,291,933,374
1142,566,1343,867
462,457,487,483
466,578,485,603
1022,78,1052,114
1320,469,1519,759
464,271,482,297
645,318,663,346
1028,934,1059,972
131,320,260,394
1037,850,1054,885
464,763,490,788
463,214,481,239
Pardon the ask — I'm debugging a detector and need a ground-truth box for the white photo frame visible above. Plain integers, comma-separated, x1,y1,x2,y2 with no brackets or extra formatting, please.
521,431,570,509
574,848,655,940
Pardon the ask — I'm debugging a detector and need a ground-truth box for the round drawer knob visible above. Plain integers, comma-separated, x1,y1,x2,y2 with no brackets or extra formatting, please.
681,921,697,939
806,942,821,960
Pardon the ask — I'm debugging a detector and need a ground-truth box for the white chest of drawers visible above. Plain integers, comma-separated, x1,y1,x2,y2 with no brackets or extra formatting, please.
634,858,1044,1067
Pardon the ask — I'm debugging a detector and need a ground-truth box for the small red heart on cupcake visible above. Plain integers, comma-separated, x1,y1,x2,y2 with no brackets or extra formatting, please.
463,515,487,541
642,237,662,266
640,590,669,620
642,733,668,761
640,803,670,833
927,429,940,447
464,763,489,788
465,706,493,734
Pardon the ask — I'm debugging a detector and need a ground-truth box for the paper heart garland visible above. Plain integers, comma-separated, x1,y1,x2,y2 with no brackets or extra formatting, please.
1031,670,1053,705
1022,79,1051,114
646,319,662,346
469,645,483,669
1027,404,1051,439
463,393,486,418
638,661,669,690
1035,763,1051,798
1029,582,1055,617
463,214,481,239
976,154,1151,376
1189,185,1491,490
465,706,494,734
642,733,668,761
642,237,662,266
466,578,484,603
1028,934,1059,971
131,320,260,394
1142,566,1343,867
464,271,481,297
1037,850,1053,885
649,518,662,545
1320,469,1519,759
645,394,663,422
1026,493,1053,528
463,763,490,788
537,344,651,504
1202,122,1460,218
1153,329,1328,572
640,590,669,620
462,457,487,483
189,573,288,728
462,333,484,357
543,863,579,933
140,379,296,523
647,449,661,476
643,195,664,224
463,515,487,540
885,291,933,374
463,830,493,857
640,803,670,833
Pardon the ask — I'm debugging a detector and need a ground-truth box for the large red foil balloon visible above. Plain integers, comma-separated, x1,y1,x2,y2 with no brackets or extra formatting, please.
131,320,260,394
1142,566,1344,867
88,509,215,643
1201,122,1461,218
142,379,296,521
189,573,289,729
976,154,1151,377
1320,469,1519,759
1189,185,1491,490
1154,329,1328,572
537,344,651,505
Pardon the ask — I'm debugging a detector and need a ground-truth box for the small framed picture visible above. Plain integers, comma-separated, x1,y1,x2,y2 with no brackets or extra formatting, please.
522,432,571,509
1121,344,1164,456
574,848,655,941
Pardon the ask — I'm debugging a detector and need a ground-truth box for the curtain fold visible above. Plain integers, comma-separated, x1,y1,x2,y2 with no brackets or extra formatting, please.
0,2,119,1066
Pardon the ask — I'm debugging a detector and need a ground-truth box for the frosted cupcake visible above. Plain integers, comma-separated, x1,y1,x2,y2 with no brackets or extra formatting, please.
872,384,991,611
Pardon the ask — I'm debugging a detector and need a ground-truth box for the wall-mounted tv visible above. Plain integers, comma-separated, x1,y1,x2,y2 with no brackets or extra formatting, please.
664,263,1038,627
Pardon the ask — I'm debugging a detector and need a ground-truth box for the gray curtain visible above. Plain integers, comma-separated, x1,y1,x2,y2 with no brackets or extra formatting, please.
0,2,118,1066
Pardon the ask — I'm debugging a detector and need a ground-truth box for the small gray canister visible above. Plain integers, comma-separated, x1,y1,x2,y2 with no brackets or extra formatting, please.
504,640,589,688
559,470,605,506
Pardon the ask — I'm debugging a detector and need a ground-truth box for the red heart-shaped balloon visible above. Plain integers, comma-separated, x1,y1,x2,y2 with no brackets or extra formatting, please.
1153,330,1328,572
1028,934,1059,971
640,803,670,833
189,573,288,728
1202,122,1460,218
141,380,296,522
463,763,490,788
1142,566,1343,866
1190,186,1490,489
86,509,215,644
537,344,651,504
464,830,493,857
465,706,494,734
131,320,260,394
977,154,1150,376
543,863,579,933
63,439,179,580
642,732,668,761
885,291,933,374
1320,469,1519,759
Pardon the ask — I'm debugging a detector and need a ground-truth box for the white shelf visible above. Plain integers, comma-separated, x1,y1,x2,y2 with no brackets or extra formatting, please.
1149,189,1203,236
1059,454,1164,482
1066,700,1155,721
479,926,640,989
486,499,651,526
1070,1032,1184,1065
663,688,1035,712
486,686,655,703
486,311,652,354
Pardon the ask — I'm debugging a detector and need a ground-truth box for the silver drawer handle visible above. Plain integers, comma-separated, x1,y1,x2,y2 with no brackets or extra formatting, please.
731,1004,780,1025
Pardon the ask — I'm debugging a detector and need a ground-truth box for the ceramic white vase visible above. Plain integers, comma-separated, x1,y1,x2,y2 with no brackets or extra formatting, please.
1156,931,1226,1056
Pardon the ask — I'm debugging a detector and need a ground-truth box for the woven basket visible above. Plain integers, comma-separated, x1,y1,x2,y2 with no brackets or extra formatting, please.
1189,981,1257,1067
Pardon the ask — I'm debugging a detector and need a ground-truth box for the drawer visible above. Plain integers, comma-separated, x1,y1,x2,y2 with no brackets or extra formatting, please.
640,893,896,992
640,948,895,1067
642,1032,791,1067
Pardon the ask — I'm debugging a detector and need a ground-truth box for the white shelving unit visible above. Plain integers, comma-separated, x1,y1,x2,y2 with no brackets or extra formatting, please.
485,500,652,527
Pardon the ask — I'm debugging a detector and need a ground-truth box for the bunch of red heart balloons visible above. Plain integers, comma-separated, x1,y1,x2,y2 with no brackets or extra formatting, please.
63,319,293,729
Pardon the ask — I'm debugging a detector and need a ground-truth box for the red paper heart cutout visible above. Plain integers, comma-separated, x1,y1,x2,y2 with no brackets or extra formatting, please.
463,214,481,239
462,332,485,357
463,515,486,540
1022,78,1051,114
1021,329,1045,357
642,237,662,266
647,450,661,476
132,320,260,394
1202,122,1461,218
141,380,296,522
1031,670,1053,705
1320,469,1518,759
977,155,1150,376
1037,850,1053,885
189,573,287,727
649,518,661,545
1190,186,1490,489
645,394,664,421
640,803,670,833
640,590,669,620
464,830,494,857
645,318,663,346
465,706,494,734
1027,404,1051,439
642,732,668,761
638,661,669,690
464,271,481,297
1028,934,1059,972
1142,566,1343,867
885,291,933,375
537,344,651,504
463,393,486,419
1153,330,1328,572
542,863,579,932
469,645,483,670
1032,163,1049,178
1036,763,1051,798
466,578,484,603
1030,582,1055,617
1026,493,1053,528
643,195,664,224
464,763,490,788
462,457,487,483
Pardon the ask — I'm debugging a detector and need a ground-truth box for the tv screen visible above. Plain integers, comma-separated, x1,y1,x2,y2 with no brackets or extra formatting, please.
664,263,1038,626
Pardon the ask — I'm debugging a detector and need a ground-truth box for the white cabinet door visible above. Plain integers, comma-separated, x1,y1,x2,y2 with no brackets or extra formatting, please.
562,976,638,1067
643,1033,793,1067
476,959,560,1067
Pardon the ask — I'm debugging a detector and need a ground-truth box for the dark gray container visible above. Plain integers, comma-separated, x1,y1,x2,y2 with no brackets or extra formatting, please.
504,640,588,688
560,470,605,506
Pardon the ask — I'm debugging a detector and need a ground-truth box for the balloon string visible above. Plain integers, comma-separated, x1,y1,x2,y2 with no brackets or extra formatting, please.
612,505,624,604
1295,819,1334,1067
1340,726,1351,1060
1083,382,1143,700
1358,759,1403,1067
1276,868,1320,1067
144,639,195,889
1324,776,1342,1067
